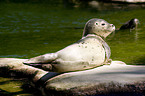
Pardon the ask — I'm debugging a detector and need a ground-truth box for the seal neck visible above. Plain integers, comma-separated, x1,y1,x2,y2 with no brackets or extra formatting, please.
82,28,108,39
82,34,104,41
82,34,111,60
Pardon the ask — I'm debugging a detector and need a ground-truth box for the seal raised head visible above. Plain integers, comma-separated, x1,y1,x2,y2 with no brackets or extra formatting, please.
24,18,115,72
119,18,139,31
83,18,115,38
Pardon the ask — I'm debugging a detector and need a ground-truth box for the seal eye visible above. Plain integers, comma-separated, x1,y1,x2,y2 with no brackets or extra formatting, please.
96,23,98,25
102,23,105,26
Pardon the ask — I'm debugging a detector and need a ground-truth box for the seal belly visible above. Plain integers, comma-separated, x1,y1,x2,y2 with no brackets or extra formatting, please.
57,38,105,65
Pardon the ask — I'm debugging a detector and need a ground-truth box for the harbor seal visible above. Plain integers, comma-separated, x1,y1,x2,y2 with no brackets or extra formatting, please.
119,18,139,31
24,18,115,72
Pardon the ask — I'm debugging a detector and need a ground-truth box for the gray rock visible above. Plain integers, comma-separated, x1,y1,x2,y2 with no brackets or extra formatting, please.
1,58,145,95
46,61,145,90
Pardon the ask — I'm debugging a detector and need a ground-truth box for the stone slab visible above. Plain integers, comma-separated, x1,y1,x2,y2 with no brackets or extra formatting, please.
44,61,145,95
1,58,145,95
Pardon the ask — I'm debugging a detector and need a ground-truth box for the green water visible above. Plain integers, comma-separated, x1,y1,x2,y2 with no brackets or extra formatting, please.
0,1,145,95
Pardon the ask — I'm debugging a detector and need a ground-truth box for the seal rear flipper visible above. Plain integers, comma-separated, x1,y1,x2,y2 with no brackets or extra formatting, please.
24,63,53,71
23,53,58,64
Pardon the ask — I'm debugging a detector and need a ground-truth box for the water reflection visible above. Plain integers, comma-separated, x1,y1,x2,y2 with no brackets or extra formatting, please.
0,54,26,58
63,0,145,11
0,0,145,63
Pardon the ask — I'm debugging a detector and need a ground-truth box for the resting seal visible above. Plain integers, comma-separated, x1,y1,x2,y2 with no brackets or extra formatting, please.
24,18,115,72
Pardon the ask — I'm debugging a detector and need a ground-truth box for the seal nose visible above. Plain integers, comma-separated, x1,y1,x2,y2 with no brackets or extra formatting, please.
110,24,115,31
134,19,140,25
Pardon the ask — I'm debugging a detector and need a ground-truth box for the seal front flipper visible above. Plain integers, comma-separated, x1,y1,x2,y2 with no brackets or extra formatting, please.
23,53,58,64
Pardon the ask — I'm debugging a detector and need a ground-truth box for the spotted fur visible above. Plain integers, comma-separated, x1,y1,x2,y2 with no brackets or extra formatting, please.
24,18,115,72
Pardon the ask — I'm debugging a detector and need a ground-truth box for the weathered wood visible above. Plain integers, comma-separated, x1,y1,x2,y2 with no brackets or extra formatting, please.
1,58,145,95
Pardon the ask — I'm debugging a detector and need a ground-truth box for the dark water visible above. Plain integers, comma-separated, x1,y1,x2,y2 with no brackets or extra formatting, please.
0,0,145,95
